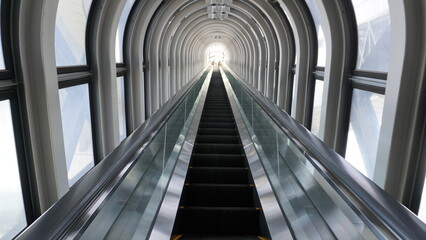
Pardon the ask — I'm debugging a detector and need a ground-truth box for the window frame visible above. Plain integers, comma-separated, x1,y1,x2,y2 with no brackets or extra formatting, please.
55,0,99,164
305,1,387,156
0,0,39,225
340,0,390,175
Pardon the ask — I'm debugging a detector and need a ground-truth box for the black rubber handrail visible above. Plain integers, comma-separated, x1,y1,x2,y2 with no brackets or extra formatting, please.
223,67,426,240
16,67,209,240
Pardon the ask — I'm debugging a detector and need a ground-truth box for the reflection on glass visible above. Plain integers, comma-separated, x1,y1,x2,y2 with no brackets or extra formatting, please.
116,0,135,63
55,0,92,66
311,80,324,136
317,27,326,66
78,71,208,240
290,74,297,118
225,71,379,239
419,178,426,222
59,84,95,187
305,0,327,66
0,0,5,69
345,89,384,180
0,100,27,239
117,77,126,141
352,0,391,72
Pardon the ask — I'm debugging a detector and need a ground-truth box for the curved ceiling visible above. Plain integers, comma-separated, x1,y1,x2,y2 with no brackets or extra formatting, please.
10,0,426,213
136,0,295,113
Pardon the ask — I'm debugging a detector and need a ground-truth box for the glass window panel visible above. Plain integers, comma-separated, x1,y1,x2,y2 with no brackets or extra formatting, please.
345,89,384,180
76,70,207,239
59,84,95,187
116,0,135,63
419,178,426,222
55,0,92,66
311,80,324,136
352,0,391,72
305,0,327,66
0,0,5,69
0,100,27,239
225,72,379,238
117,77,126,141
290,75,297,118
317,27,326,66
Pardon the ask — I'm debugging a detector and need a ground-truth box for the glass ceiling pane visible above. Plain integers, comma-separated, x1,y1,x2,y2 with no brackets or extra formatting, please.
352,0,391,72
55,0,93,66
305,0,327,67
116,0,135,63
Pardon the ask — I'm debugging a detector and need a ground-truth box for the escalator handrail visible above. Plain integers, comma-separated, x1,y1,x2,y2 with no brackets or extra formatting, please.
223,66,426,239
16,67,210,240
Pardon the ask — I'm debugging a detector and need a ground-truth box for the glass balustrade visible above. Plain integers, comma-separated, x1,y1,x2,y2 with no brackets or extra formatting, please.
77,71,208,239
224,70,381,239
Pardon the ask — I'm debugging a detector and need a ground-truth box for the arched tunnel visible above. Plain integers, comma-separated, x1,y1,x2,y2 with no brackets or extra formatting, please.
0,0,426,239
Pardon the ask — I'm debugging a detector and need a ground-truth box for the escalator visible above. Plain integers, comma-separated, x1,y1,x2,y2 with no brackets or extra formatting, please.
171,70,270,239
16,66,426,240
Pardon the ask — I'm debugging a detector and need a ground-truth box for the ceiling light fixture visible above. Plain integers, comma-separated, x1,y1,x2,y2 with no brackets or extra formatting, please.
206,0,232,20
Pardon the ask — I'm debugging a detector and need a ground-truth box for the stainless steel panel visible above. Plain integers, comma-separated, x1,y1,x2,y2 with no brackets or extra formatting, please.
220,67,294,240
148,69,213,240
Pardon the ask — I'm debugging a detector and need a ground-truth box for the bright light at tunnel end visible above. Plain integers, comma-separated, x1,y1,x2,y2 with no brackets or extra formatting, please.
207,42,228,65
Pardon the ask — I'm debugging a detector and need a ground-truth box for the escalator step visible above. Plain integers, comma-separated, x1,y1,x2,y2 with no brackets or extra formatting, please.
191,154,245,167
204,99,228,102
197,128,238,136
203,109,232,114
193,143,243,154
198,122,235,129
203,105,230,108
180,184,255,207
200,116,234,120
196,135,239,144
186,167,249,184
175,235,263,240
204,108,231,112
201,113,234,118
204,103,230,107
173,207,261,235
200,118,235,123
